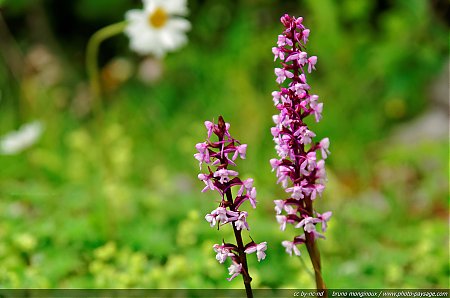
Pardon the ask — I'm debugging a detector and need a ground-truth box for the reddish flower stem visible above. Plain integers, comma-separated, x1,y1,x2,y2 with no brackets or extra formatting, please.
217,116,253,298
225,188,253,298
305,197,327,293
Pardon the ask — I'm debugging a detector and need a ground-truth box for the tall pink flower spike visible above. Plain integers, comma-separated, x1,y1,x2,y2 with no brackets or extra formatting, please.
271,14,332,291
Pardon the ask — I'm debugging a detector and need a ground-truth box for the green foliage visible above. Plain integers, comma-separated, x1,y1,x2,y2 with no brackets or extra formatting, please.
0,0,448,289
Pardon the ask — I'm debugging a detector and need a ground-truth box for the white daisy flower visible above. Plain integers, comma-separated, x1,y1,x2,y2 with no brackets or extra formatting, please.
124,0,191,57
0,121,43,155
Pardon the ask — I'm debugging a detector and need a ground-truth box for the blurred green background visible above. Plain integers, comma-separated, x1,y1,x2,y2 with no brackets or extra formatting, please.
0,0,448,289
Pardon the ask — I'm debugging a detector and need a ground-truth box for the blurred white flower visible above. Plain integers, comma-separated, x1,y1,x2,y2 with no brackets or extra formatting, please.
124,0,191,57
0,121,43,155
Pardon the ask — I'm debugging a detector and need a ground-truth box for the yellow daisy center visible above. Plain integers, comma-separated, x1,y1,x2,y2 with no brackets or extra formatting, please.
148,7,168,28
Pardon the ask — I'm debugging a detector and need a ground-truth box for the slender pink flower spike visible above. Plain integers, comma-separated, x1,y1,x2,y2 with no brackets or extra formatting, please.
270,14,331,290
195,116,266,296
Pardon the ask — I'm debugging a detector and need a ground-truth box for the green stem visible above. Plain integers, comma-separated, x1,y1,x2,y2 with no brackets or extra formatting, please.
86,21,127,117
